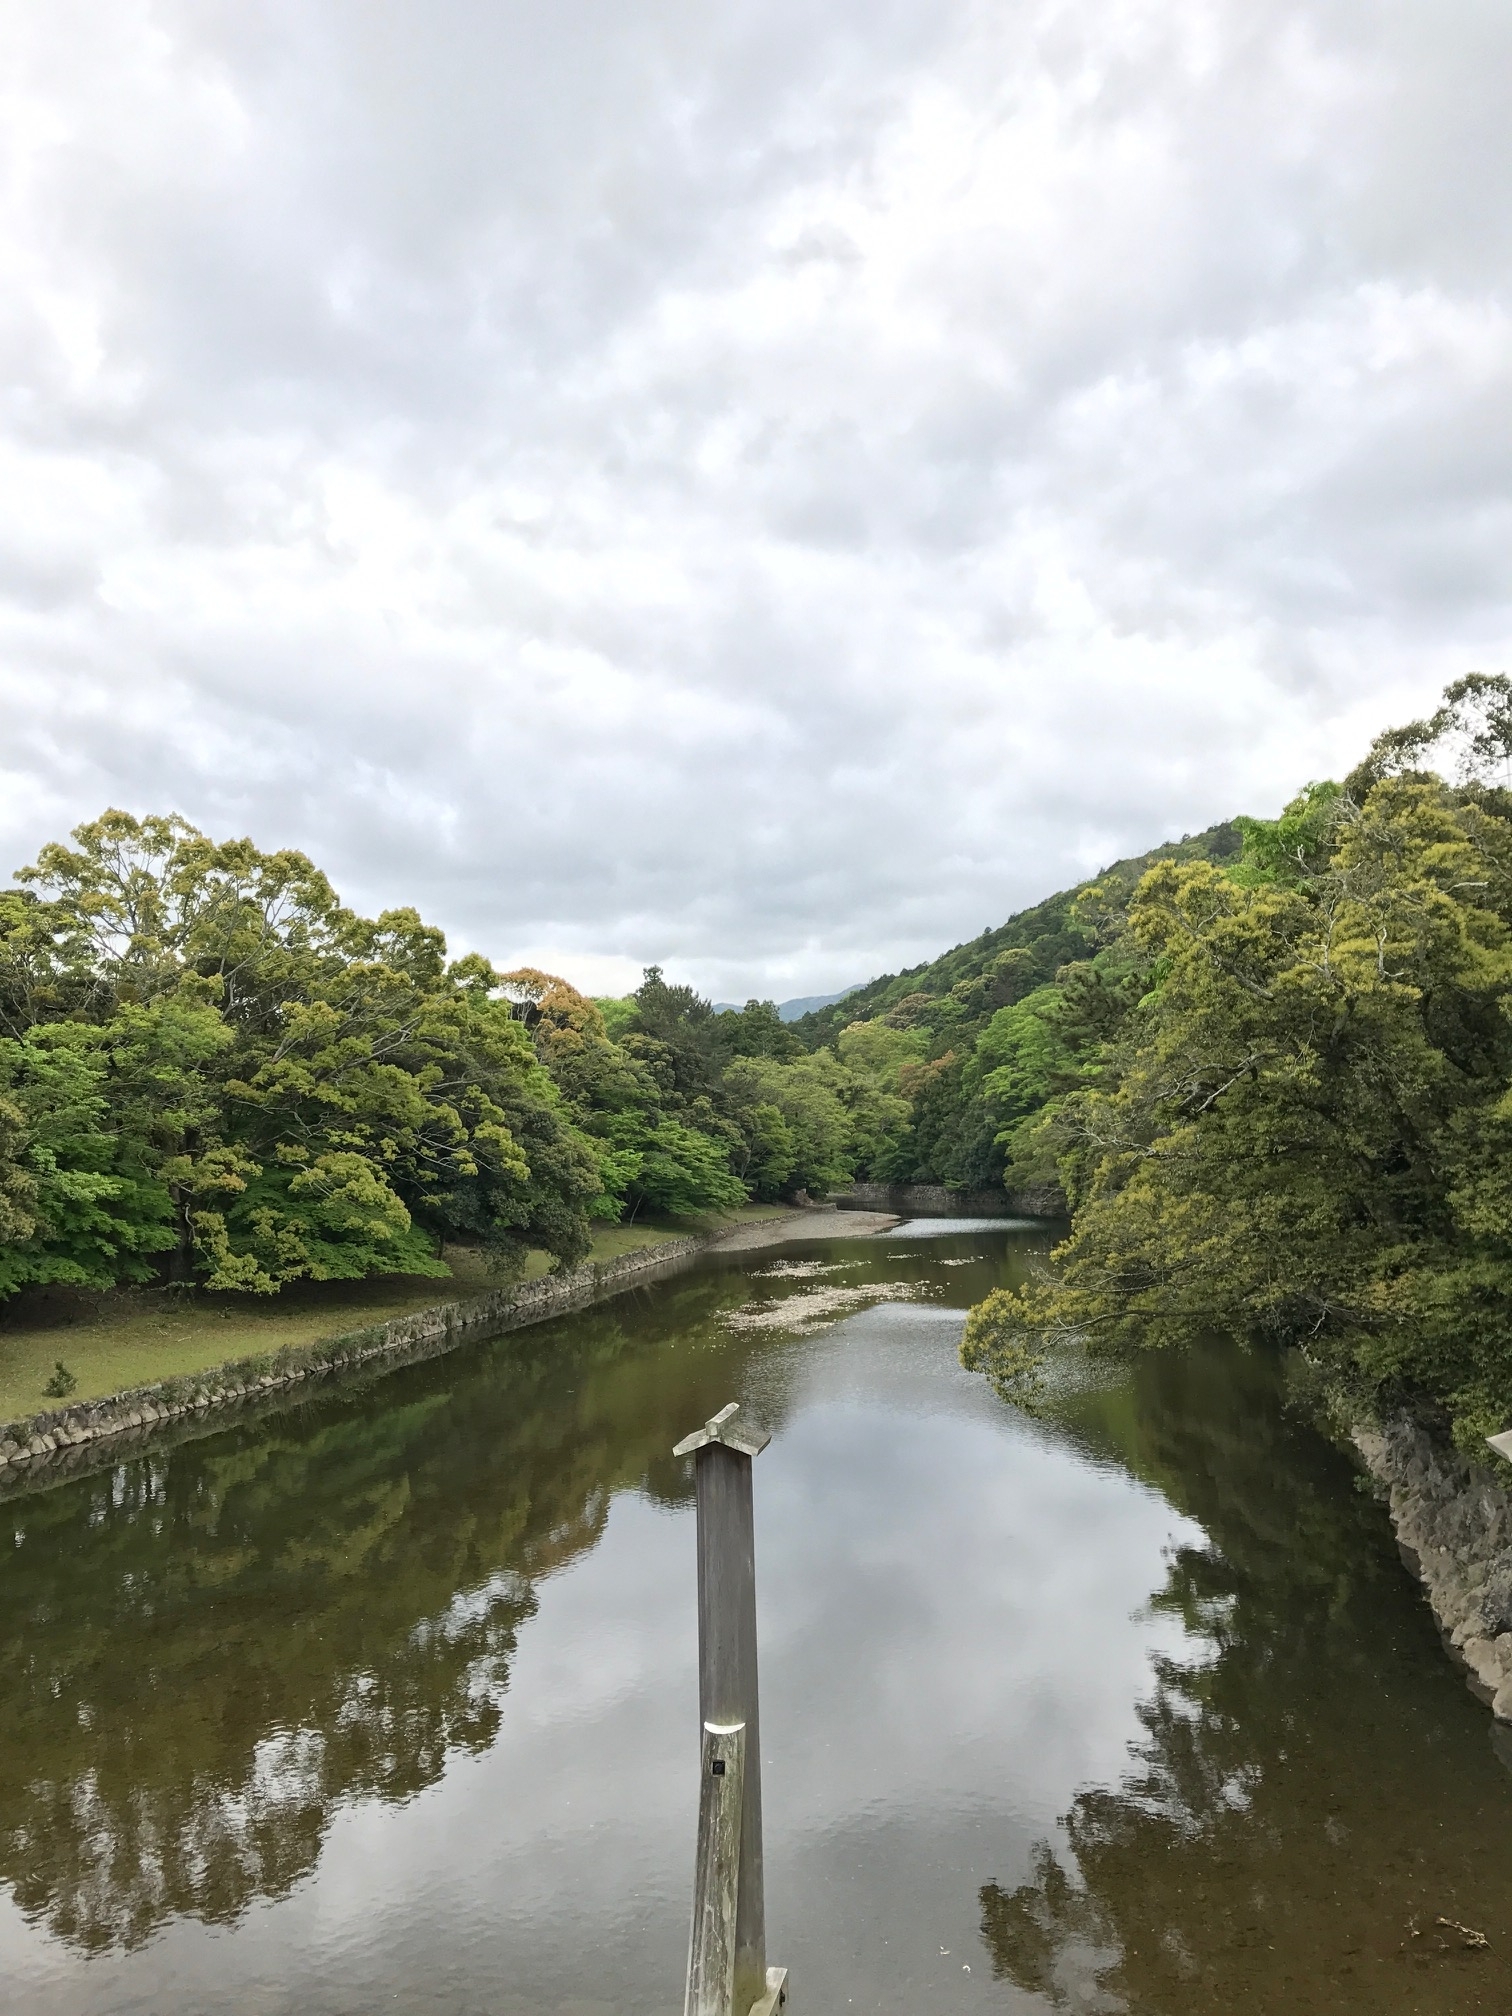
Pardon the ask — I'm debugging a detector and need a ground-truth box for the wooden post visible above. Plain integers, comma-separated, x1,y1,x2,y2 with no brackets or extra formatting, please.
674,1404,788,2016
686,1721,746,2016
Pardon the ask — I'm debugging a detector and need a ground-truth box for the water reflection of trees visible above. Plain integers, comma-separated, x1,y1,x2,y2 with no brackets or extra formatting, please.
0,1266,781,1952
980,1344,1512,2015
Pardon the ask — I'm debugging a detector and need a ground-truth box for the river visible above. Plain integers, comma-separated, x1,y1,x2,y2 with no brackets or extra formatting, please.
2,1221,1510,2014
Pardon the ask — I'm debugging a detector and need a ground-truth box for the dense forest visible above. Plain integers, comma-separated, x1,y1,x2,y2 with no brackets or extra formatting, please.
784,820,1244,1188
965,675,1512,1448
0,786,1231,1308
0,816,888,1300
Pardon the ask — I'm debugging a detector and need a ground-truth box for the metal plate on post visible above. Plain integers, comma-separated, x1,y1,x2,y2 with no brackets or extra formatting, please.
684,1721,746,2016
747,1965,789,2016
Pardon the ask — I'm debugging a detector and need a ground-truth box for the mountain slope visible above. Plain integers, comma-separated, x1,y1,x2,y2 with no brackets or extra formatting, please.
790,821,1243,1051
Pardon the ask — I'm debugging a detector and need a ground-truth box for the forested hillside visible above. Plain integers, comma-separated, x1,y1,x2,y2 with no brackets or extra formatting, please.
787,820,1243,1188
790,823,1243,1053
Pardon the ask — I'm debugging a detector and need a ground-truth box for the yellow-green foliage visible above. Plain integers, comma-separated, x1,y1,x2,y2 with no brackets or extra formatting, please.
965,719,1512,1447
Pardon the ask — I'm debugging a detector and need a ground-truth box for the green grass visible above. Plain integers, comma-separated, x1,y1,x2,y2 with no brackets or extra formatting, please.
0,1205,788,1424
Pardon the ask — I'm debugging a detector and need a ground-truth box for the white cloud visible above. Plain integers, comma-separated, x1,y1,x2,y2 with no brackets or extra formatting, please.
2,0,1510,997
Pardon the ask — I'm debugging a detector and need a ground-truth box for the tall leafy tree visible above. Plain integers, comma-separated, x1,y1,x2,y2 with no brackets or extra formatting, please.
965,680,1512,1446
0,813,603,1295
723,1055,854,1197
500,968,746,1220
0,1088,37,1265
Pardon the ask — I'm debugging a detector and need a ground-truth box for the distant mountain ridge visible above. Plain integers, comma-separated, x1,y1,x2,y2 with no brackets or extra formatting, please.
714,986,864,1022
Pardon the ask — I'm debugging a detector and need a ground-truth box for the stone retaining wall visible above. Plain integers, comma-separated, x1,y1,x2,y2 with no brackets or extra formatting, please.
0,1234,709,1499
833,1181,1063,1219
1354,1412,1512,1720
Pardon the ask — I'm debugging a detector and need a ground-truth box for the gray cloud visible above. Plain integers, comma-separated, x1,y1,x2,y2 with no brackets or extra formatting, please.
2,0,1511,996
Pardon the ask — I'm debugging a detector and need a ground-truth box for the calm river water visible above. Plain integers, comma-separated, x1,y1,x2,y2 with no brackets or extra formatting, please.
3,1222,1512,2014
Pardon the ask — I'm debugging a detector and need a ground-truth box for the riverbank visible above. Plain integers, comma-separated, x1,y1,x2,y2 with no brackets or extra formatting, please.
0,1204,899,1498
1353,1411,1512,1720
0,1216,742,1422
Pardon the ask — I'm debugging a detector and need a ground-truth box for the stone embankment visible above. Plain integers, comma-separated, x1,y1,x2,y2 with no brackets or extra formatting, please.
1354,1413,1512,1720
0,1205,897,1500
834,1181,1063,1219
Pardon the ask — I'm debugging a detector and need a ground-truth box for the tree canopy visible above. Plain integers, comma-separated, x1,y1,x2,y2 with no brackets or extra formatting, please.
962,675,1512,1447
0,814,602,1296
0,819,917,1314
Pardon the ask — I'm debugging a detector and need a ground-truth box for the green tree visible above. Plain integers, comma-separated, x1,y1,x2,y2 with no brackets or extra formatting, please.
724,1054,855,1197
0,1022,177,1297
591,995,637,1041
834,1018,926,1084
976,986,1073,1128
715,999,804,1062
500,968,746,1220
964,715,1512,1446
609,1115,748,1216
0,813,604,1296
0,1086,35,1250
621,966,725,1101
734,1101,799,1196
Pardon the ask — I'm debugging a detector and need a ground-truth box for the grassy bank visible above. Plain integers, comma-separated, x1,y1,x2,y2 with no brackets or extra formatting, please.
0,1207,788,1422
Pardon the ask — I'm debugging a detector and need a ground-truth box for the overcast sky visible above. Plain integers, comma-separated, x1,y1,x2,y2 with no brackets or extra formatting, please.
3,0,1510,1000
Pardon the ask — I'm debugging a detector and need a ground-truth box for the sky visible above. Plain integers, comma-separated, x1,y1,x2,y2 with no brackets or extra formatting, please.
3,0,1511,1002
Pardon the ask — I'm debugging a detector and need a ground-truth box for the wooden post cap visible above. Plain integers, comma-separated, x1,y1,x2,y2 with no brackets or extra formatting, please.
673,1402,771,1461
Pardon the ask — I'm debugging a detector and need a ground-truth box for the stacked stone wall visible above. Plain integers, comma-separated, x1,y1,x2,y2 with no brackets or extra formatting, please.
1355,1413,1512,1720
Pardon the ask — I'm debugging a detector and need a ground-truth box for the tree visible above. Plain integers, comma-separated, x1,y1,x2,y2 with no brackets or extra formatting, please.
621,966,725,1101
591,995,637,1040
724,1055,855,1197
499,967,747,1221
964,735,1512,1447
0,1087,36,1252
0,813,606,1296
0,1022,179,1297
716,999,804,1062
834,1019,926,1084
609,1116,748,1216
733,1102,798,1197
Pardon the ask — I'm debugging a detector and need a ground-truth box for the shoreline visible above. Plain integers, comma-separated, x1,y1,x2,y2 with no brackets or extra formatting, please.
0,1206,899,1500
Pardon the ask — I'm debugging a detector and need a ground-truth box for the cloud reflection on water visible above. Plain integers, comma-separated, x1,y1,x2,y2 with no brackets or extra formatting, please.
0,1234,1199,2015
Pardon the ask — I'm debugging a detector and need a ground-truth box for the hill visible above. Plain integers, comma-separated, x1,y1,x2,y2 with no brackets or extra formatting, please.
790,821,1243,1052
